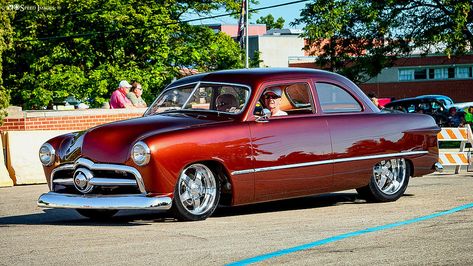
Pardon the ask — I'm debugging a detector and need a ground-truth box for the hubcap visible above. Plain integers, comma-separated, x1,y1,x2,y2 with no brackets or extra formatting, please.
178,164,217,215
373,158,406,195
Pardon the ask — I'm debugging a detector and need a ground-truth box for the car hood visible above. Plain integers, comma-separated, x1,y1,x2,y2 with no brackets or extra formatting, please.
60,113,230,164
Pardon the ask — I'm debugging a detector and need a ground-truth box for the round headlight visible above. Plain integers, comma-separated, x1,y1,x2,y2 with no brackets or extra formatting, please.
132,141,151,166
39,143,55,166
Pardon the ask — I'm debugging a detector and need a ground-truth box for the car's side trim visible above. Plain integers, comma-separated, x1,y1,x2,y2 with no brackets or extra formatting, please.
231,150,429,176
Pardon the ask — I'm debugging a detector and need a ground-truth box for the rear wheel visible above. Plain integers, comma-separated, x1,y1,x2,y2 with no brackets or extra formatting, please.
76,209,118,220
357,158,410,202
172,163,220,221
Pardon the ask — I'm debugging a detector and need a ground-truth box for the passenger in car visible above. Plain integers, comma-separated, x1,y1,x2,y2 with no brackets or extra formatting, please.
263,87,287,116
216,94,238,112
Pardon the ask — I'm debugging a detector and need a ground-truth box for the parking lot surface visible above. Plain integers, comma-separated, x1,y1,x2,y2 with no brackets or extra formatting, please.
1,172,473,265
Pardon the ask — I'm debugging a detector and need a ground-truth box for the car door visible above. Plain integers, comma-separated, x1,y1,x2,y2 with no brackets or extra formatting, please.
314,81,404,191
248,81,333,202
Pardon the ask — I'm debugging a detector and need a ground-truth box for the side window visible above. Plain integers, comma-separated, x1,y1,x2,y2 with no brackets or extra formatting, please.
256,82,314,117
315,83,362,113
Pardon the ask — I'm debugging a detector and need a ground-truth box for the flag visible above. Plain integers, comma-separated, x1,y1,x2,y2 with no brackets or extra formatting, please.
236,0,246,48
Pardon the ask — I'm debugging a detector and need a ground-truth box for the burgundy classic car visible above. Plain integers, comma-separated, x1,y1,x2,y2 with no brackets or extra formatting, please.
38,68,440,221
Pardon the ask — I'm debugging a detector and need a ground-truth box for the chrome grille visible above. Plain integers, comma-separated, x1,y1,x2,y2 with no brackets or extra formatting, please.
51,158,146,194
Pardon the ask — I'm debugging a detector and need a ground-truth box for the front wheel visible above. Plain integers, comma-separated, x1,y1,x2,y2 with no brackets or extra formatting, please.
357,158,410,202
172,164,220,221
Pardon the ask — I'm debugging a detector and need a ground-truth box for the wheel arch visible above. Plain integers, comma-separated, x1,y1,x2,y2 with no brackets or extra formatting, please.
405,158,414,177
186,159,234,206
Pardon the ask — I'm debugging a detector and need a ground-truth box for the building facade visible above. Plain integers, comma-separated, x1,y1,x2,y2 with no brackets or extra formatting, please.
289,54,473,102
209,24,305,67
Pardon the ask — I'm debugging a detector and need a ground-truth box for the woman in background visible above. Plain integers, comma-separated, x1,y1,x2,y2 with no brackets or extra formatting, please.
127,81,147,108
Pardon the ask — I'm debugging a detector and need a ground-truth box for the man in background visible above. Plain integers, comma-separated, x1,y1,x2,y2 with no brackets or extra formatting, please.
110,80,134,108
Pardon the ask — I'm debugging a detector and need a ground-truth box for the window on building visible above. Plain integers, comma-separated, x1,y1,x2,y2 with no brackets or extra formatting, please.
456,67,472,78
434,68,448,79
400,65,473,82
399,69,414,81
414,69,427,80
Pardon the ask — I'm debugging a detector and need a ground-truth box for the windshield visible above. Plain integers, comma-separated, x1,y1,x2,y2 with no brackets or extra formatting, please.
144,83,250,116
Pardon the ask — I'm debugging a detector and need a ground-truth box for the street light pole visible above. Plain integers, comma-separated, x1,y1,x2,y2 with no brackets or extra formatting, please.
245,0,249,68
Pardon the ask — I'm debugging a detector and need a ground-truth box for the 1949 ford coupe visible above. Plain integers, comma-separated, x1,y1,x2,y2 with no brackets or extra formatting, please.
37,68,440,221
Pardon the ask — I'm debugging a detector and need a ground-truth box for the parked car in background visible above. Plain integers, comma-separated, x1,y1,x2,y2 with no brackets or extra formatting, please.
384,95,451,126
453,101,473,110
416,95,454,109
37,68,440,221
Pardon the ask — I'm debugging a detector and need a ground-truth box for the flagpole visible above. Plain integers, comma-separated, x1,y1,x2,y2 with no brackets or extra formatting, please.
245,0,249,68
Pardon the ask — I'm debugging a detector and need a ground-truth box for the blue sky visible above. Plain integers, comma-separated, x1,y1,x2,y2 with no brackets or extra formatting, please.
251,0,308,28
186,0,308,29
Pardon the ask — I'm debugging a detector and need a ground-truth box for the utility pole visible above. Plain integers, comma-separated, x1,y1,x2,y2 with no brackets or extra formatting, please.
245,0,249,68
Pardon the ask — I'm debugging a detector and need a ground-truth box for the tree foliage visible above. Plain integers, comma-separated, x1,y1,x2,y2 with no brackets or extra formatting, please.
256,14,285,30
4,0,250,109
293,0,473,83
0,0,12,122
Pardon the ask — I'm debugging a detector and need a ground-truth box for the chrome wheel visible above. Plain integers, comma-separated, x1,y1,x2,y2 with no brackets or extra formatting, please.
373,158,407,195
177,164,217,216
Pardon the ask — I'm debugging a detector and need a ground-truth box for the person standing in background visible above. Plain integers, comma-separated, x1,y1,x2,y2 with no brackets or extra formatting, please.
367,92,382,109
110,80,134,108
127,81,147,108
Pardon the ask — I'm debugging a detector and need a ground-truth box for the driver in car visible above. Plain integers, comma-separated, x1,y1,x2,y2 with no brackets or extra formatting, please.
262,87,287,116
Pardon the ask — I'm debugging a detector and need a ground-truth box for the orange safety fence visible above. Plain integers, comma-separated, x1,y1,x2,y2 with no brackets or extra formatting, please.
437,125,473,174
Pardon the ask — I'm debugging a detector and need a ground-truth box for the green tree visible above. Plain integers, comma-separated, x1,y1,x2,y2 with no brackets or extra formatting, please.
0,0,12,122
249,50,264,68
293,0,473,83
3,0,250,109
256,14,285,30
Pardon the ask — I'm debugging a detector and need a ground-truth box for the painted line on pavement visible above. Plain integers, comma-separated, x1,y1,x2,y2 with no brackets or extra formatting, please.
227,202,473,265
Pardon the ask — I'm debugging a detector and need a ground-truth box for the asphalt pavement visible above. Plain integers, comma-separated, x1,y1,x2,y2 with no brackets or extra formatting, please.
1,171,473,265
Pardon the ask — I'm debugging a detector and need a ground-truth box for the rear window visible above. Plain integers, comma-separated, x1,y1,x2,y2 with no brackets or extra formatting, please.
315,83,362,113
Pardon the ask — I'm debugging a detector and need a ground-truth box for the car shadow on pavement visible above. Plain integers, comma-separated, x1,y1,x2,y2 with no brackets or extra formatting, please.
0,192,368,226
213,192,365,218
0,208,174,226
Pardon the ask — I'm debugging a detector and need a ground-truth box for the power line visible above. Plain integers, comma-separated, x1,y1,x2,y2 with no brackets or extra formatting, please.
16,0,311,43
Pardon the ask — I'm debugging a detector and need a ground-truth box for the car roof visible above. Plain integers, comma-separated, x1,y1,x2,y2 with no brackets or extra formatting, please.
167,68,342,89
416,95,453,101
387,95,453,105
385,97,445,107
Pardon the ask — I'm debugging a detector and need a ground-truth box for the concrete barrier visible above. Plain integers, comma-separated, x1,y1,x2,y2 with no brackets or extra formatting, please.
4,130,71,185
0,137,13,187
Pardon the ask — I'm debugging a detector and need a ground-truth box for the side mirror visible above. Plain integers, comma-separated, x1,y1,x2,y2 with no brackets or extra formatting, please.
255,109,271,123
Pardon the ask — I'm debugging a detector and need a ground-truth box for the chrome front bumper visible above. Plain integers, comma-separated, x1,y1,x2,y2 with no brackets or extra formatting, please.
37,192,172,210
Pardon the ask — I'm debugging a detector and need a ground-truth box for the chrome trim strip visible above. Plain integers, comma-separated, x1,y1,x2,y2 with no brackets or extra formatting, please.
37,192,172,210
53,177,138,187
232,169,255,175
52,178,74,185
331,151,428,164
231,151,429,175
181,82,201,109
51,158,146,193
88,178,137,186
50,164,74,186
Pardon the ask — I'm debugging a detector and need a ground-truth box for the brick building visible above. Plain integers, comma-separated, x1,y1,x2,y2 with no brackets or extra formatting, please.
289,54,473,102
